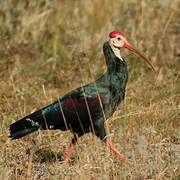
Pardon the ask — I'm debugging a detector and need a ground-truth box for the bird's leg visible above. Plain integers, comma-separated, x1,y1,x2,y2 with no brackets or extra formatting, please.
94,118,127,162
60,135,78,163
104,139,127,162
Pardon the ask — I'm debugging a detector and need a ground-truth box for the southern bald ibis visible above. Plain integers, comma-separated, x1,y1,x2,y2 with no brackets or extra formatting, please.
9,31,156,163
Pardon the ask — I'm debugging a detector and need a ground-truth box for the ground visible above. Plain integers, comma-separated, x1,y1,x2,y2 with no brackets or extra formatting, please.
0,0,179,179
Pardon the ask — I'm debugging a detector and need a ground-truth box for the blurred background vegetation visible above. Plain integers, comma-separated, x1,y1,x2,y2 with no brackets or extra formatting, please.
0,0,179,179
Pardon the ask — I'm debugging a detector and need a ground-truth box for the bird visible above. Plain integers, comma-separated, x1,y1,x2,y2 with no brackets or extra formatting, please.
9,31,156,163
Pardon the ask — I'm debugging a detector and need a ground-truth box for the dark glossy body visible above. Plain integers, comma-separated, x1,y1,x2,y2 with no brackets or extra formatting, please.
9,42,128,140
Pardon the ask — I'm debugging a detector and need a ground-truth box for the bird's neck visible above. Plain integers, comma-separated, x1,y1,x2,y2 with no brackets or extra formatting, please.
103,42,127,75
102,41,128,113
109,42,123,61
102,42,128,101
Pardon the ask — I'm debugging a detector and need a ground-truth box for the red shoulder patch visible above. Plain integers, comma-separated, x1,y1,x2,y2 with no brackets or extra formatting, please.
62,96,102,111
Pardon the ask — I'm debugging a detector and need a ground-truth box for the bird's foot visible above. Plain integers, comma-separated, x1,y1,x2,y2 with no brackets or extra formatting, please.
115,152,128,164
59,135,78,164
104,139,128,163
59,157,70,164
59,146,74,164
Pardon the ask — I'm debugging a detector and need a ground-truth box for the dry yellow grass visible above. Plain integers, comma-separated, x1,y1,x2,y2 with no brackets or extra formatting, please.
0,0,179,179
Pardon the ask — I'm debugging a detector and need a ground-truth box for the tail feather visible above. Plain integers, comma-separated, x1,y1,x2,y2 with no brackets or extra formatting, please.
9,110,44,139
9,126,39,139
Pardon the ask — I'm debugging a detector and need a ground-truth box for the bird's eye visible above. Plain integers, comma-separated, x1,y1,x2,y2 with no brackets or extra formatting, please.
117,37,121,41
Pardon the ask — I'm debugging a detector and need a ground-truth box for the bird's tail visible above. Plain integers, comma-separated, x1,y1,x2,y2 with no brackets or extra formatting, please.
9,110,44,139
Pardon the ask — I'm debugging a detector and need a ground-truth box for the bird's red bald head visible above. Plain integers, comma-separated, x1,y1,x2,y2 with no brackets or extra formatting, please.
109,31,125,38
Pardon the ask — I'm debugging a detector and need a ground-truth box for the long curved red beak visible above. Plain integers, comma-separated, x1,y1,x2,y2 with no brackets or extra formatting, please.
124,41,156,73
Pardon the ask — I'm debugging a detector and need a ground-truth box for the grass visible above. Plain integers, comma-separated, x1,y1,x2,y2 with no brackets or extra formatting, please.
0,0,179,179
